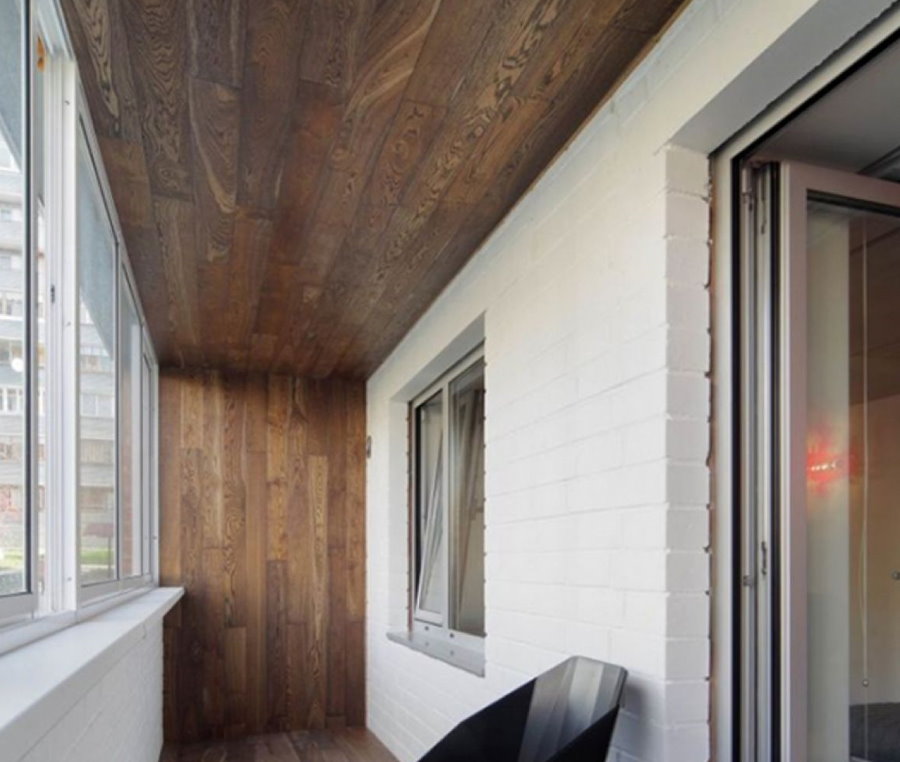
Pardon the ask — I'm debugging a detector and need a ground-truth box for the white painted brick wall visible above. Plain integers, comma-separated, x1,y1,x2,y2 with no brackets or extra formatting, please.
17,620,164,762
366,1,892,760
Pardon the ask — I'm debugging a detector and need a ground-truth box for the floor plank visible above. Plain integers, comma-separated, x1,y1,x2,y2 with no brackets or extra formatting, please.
162,729,397,762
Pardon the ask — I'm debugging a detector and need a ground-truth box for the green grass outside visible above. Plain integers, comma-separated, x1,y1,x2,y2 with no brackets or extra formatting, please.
80,548,113,566
0,548,23,570
0,548,112,569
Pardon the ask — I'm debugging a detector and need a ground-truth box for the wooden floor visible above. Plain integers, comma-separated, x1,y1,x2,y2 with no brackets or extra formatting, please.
159,728,397,762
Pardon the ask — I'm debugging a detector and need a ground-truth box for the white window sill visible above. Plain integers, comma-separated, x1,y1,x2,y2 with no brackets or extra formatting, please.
388,630,485,676
0,586,183,760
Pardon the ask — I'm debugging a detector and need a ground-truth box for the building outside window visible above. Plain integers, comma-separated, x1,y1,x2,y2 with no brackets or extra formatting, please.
0,291,23,317
0,204,21,222
0,0,158,623
0,127,24,600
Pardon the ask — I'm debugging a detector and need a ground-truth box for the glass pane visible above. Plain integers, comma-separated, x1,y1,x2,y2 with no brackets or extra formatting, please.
141,353,152,575
415,391,445,620
449,358,485,636
805,199,900,761
119,281,141,577
34,36,47,601
0,0,26,598
77,131,117,585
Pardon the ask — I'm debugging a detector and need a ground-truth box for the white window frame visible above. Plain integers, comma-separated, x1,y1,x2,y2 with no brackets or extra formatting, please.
0,0,36,627
408,344,485,656
73,91,153,605
0,0,160,642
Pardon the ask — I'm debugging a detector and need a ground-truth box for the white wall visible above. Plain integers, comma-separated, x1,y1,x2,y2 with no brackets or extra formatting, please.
18,619,164,762
365,1,896,760
0,590,180,762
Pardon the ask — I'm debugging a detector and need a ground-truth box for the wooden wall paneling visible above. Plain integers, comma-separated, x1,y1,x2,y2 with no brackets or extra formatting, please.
295,98,447,376
222,374,248,629
306,380,331,730
161,371,366,743
325,383,347,727
298,0,372,94
187,76,240,326
336,6,662,374
284,380,311,730
344,383,366,727
120,0,193,199
306,452,329,730
301,0,566,377
244,374,269,735
63,0,142,141
68,0,686,376
152,196,203,364
186,0,246,88
160,374,183,742
264,0,442,374
237,0,308,213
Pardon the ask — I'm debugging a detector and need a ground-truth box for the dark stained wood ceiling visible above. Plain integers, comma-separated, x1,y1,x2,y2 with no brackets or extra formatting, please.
63,0,684,377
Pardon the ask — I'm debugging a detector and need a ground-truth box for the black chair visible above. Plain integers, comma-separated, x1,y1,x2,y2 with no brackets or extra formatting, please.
419,656,627,762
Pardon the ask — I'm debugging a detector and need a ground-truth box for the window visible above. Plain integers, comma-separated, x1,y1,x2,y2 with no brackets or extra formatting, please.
79,392,114,418
0,291,24,317
0,0,159,632
0,338,23,364
0,436,23,461
0,0,26,605
80,438,114,465
0,386,24,414
0,250,23,270
76,126,117,587
0,203,21,221
119,277,142,578
0,134,16,171
410,347,485,647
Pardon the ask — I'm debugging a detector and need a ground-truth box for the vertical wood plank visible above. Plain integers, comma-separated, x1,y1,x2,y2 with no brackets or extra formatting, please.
160,371,366,741
159,373,182,584
266,376,290,562
223,373,248,628
345,381,367,727
325,384,347,725
201,372,225,549
224,626,247,738
266,559,288,731
307,453,329,730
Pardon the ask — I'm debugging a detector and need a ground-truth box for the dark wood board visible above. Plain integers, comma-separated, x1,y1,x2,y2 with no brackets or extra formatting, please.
63,0,685,377
160,370,366,742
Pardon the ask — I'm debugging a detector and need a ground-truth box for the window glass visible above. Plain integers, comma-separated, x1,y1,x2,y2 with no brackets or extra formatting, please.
412,351,486,639
141,352,152,575
77,129,117,585
119,281,141,577
449,358,485,637
34,32,48,600
415,391,446,621
0,0,27,599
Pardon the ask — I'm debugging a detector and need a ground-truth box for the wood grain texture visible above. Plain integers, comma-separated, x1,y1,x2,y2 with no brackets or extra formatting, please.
161,728,397,762
66,0,685,377
160,370,366,743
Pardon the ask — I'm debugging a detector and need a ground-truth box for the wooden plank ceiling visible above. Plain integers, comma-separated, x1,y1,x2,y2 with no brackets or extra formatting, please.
63,0,683,378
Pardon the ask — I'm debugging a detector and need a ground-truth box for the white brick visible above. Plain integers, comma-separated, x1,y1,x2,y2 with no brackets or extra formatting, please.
664,146,711,199
19,622,163,762
358,2,872,761
664,193,709,240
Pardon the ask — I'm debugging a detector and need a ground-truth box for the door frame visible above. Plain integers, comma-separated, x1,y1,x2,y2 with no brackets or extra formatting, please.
711,14,900,761
781,163,900,760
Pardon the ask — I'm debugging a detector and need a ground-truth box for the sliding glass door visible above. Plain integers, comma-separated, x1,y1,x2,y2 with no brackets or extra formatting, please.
743,162,900,761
